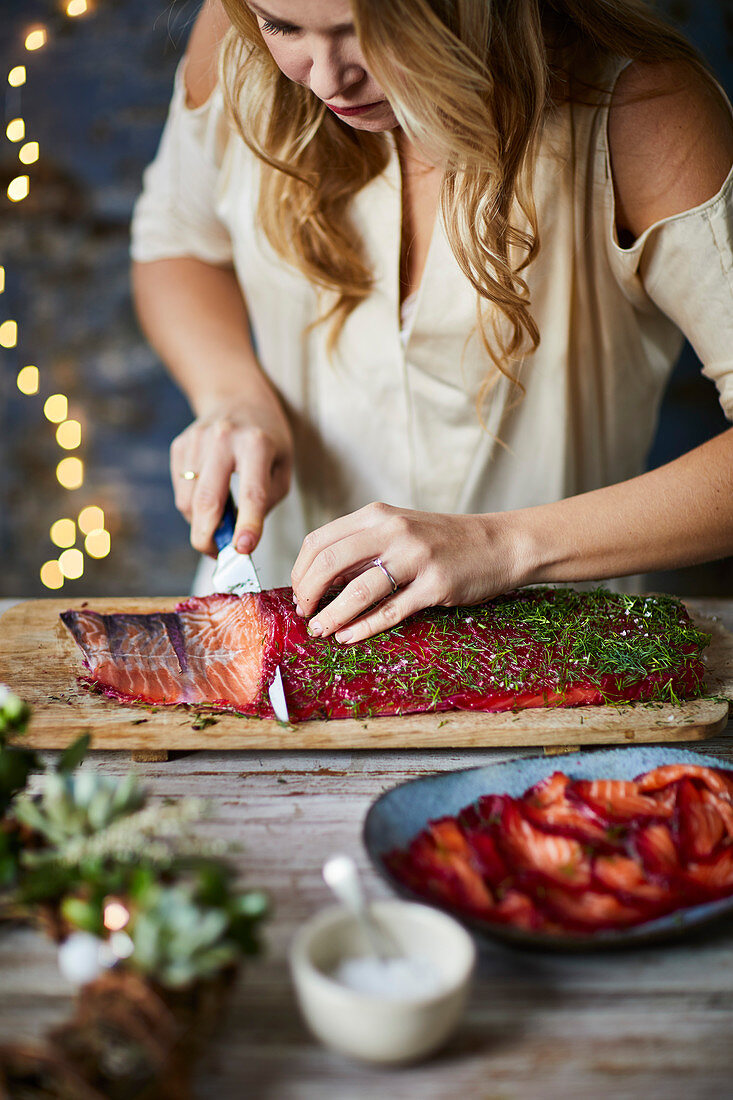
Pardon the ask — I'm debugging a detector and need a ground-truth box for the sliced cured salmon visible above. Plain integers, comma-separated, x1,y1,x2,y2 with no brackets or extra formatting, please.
592,855,670,907
571,780,675,822
387,761,733,937
676,780,726,861
497,800,592,889
637,763,733,801
632,822,680,878
61,586,710,723
523,772,612,845
541,887,646,930
462,830,509,886
491,889,547,931
685,847,733,895
396,828,494,914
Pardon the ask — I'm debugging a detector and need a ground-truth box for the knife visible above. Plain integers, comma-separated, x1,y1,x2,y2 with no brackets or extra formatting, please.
212,494,290,724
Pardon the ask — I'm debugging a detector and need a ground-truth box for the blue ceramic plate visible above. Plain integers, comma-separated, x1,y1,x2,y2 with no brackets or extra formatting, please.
363,746,733,951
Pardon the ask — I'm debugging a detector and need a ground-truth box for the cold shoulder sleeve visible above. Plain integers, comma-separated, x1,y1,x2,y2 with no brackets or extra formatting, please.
606,145,733,421
130,59,234,265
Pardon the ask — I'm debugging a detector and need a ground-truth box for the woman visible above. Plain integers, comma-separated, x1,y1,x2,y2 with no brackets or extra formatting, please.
131,0,733,646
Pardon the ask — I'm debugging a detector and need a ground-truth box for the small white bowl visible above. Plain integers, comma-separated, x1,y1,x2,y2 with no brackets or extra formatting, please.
289,899,476,1064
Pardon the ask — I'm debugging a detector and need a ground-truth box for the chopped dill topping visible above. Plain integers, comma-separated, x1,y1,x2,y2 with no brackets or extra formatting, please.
284,586,710,718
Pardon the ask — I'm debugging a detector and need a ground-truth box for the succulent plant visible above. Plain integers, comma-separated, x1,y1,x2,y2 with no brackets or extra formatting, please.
127,878,268,988
0,745,38,819
13,770,145,847
0,685,30,742
0,686,38,825
1,717,269,991
0,827,21,896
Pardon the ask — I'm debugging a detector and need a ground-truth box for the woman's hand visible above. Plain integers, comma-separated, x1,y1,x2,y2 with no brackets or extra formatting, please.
170,397,293,556
291,502,525,643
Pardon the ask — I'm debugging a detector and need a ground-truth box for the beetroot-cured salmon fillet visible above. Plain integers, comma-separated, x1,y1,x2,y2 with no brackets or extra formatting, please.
61,586,710,723
61,594,279,715
386,761,733,936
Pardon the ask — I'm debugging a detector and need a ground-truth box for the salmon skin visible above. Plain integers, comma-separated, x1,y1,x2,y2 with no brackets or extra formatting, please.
60,585,709,723
387,761,733,936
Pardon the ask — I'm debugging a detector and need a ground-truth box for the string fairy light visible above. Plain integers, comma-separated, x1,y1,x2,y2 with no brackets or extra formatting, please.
39,560,64,590
85,528,110,559
43,393,68,423
78,505,104,533
56,419,82,449
24,29,48,52
50,518,76,548
58,548,84,580
4,3,112,590
6,118,25,142
0,320,17,347
19,141,40,165
16,365,39,394
7,175,29,202
56,457,84,491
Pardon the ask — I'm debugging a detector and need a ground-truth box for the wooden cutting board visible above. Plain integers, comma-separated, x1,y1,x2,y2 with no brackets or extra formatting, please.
0,597,731,752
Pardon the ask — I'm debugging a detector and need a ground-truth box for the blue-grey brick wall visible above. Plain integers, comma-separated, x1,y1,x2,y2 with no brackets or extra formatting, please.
0,0,731,597
1,0,194,596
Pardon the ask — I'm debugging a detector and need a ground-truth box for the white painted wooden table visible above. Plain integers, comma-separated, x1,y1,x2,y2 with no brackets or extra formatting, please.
1,597,733,1099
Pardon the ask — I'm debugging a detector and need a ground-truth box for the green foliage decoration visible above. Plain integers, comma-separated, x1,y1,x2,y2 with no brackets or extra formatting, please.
0,685,38,894
13,769,146,846
127,877,267,988
0,687,270,992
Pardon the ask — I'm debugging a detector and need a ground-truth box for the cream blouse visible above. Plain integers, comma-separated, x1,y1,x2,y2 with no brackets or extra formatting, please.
131,60,733,590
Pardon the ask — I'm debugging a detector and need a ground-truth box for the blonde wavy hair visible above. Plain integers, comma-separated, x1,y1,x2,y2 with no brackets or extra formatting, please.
219,0,706,396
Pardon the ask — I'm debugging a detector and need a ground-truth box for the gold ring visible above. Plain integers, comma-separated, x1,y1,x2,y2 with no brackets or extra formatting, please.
181,470,198,481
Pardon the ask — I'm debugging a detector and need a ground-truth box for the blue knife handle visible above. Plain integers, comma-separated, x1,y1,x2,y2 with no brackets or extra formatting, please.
214,493,237,553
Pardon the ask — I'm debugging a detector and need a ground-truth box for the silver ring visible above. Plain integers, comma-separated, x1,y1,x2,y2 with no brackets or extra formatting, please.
180,470,198,481
371,557,398,594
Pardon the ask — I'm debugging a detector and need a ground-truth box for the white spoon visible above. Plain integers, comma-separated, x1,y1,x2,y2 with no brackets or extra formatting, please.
322,854,401,961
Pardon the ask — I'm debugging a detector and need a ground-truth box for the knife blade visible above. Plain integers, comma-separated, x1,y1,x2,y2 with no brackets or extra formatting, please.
212,494,262,596
212,495,290,724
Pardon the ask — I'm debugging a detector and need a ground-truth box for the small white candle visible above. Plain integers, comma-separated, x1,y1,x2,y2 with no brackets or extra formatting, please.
57,931,106,986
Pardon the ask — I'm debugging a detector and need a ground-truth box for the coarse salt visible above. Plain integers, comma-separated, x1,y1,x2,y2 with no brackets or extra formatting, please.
330,953,445,1000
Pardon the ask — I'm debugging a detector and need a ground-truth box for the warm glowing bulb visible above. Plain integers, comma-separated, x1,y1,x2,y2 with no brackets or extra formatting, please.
85,528,110,559
44,394,68,423
8,66,26,88
0,266,5,293
78,505,104,534
103,901,129,932
50,518,76,548
67,0,89,15
58,548,84,579
25,29,48,51
19,141,39,166
56,419,82,449
40,560,64,590
17,366,39,395
7,175,29,202
0,321,18,348
56,457,84,490
6,118,24,142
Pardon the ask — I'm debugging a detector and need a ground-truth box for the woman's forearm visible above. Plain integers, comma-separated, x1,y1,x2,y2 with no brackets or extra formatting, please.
131,257,277,418
289,428,733,643
131,256,294,555
513,426,733,585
